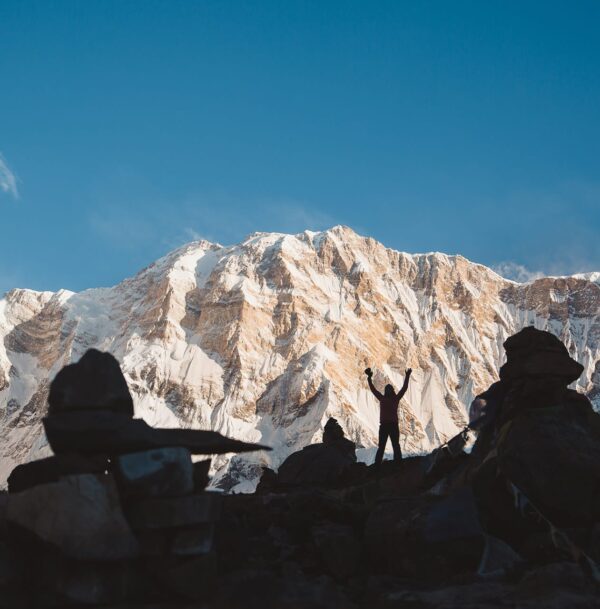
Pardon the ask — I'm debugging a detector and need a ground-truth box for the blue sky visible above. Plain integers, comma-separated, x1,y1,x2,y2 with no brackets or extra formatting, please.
1,1,599,294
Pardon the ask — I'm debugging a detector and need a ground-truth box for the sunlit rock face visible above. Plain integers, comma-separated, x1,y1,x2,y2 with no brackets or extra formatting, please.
1,226,598,490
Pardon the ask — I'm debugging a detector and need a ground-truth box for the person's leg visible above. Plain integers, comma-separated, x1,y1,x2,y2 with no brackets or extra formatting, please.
374,423,389,466
390,423,402,461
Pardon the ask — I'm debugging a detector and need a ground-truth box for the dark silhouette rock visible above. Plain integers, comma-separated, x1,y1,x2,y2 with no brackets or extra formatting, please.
423,487,482,544
322,417,356,458
277,443,355,487
500,326,583,384
192,459,211,491
466,328,600,537
115,447,194,498
255,466,278,493
365,490,485,579
497,391,600,527
134,525,215,558
211,569,354,609
322,417,345,443
269,417,357,488
477,534,524,576
0,540,20,588
43,409,271,456
171,525,215,556
7,454,109,493
151,553,216,601
52,557,156,606
127,492,221,530
372,456,431,496
5,474,139,560
43,349,271,463
312,522,361,580
48,349,134,416
514,561,597,607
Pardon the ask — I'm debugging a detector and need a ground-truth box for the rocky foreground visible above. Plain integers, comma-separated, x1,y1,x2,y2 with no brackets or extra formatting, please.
0,326,599,608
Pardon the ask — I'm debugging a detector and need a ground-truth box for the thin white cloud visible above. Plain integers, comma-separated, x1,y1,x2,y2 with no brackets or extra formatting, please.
0,152,19,199
493,261,545,283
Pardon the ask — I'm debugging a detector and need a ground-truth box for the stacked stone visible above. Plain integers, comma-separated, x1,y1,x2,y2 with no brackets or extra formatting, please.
0,349,269,607
257,417,366,491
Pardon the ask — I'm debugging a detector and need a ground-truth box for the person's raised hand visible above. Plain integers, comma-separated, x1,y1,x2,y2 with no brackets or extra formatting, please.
406,368,413,376
364,367,373,378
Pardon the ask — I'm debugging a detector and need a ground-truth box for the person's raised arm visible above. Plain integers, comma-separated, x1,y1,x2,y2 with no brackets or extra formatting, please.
397,368,412,399
365,367,383,400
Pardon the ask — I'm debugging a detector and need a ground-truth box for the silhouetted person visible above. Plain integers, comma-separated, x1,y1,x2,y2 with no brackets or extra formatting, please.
365,367,412,466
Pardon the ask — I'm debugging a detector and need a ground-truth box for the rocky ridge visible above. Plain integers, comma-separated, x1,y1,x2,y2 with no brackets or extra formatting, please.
0,226,599,489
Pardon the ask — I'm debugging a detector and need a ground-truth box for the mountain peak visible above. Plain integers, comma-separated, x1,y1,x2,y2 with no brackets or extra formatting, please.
0,228,598,491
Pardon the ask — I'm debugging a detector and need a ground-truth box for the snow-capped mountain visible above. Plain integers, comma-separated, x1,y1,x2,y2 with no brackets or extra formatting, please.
1,226,599,490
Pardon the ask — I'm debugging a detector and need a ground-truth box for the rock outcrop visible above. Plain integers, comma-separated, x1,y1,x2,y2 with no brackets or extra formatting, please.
1,349,268,606
262,417,364,489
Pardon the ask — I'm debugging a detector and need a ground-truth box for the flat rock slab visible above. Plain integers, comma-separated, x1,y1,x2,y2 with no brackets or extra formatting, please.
127,492,221,530
43,410,271,456
5,474,139,560
115,448,194,498
7,454,110,493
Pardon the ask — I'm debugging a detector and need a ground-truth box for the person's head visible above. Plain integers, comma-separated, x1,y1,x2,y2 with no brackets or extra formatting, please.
384,384,395,397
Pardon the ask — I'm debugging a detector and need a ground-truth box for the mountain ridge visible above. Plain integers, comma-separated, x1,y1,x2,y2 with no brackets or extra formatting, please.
1,226,598,490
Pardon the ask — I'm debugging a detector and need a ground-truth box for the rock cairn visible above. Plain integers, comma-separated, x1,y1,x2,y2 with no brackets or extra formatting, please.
1,349,269,607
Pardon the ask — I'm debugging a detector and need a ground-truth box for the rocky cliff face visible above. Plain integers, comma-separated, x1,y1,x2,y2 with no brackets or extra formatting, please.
1,226,598,489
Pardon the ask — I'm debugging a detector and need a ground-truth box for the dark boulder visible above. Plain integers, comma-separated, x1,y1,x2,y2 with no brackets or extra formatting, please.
277,443,356,487
365,489,485,579
5,474,139,560
48,349,134,416
500,326,583,384
192,459,212,491
273,417,357,487
496,391,600,527
323,417,356,458
115,447,194,498
423,487,482,544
